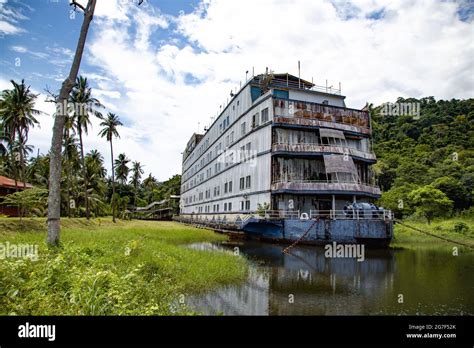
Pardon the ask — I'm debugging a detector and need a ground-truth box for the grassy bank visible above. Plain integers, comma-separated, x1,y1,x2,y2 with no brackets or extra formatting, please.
392,216,474,250
0,218,248,315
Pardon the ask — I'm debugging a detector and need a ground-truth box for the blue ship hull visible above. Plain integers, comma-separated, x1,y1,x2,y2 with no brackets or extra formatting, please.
242,218,393,247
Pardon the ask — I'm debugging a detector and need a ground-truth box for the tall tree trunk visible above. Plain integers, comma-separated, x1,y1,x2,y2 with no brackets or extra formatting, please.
66,155,72,218
19,140,26,221
64,129,71,218
9,130,20,218
110,138,116,223
47,0,97,246
78,127,90,220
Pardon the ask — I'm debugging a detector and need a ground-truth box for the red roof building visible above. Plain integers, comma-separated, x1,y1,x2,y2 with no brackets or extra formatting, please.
0,175,34,217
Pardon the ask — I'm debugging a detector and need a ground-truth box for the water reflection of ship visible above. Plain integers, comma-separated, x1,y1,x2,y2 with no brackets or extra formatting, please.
187,241,397,315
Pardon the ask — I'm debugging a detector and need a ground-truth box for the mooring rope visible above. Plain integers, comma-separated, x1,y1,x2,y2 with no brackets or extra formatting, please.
283,218,319,254
394,219,474,249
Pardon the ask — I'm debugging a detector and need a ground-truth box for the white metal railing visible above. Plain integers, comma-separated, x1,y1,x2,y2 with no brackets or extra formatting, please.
271,179,378,187
176,208,393,225
260,210,300,220
270,79,342,95
271,143,375,159
309,209,393,221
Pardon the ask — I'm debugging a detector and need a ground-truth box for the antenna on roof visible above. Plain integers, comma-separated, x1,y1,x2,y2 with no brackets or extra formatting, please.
298,60,301,89
245,70,249,81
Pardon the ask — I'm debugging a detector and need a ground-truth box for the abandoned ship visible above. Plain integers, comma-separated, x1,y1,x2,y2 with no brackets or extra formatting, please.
176,70,393,247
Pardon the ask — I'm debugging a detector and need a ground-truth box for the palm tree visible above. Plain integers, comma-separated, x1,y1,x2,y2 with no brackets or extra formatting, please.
130,161,144,210
0,80,40,188
115,153,130,185
62,134,80,217
0,121,8,158
98,112,122,222
69,76,102,219
0,80,40,218
143,173,158,204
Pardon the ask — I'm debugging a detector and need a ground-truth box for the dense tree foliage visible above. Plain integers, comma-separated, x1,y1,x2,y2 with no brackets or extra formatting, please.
2,78,471,223
375,97,473,220
0,78,181,220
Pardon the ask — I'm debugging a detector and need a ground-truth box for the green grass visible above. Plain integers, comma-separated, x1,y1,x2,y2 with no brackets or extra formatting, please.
392,216,474,250
0,218,248,315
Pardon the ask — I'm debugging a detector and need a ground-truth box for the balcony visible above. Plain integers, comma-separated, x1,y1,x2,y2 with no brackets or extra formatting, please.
271,180,381,197
273,98,371,135
271,143,376,162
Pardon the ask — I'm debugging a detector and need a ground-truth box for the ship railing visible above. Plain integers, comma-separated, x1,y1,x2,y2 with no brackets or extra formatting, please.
309,209,393,221
272,97,370,129
272,179,379,186
271,143,375,158
270,79,342,95
261,210,300,220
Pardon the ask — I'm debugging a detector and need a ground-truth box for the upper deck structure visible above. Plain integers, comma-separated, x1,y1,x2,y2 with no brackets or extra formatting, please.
180,70,380,222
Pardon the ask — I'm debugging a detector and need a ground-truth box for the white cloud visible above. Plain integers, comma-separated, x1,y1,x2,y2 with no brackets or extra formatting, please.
80,0,473,180
0,0,28,35
4,0,473,182
10,45,27,53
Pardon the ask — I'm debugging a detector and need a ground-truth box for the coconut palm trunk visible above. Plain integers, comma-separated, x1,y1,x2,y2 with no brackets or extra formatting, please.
110,137,116,223
78,127,90,219
47,0,97,246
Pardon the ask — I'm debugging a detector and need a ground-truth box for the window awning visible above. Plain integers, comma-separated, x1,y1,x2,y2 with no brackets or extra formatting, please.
319,128,345,139
323,154,357,174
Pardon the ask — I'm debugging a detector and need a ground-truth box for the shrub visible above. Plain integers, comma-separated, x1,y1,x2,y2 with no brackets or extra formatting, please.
454,222,469,234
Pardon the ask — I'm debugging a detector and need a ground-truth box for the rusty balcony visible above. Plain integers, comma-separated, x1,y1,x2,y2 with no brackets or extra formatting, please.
271,143,376,162
273,98,371,135
271,180,382,197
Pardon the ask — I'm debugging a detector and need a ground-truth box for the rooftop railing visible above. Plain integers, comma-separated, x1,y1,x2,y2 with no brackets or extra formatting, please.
269,78,342,95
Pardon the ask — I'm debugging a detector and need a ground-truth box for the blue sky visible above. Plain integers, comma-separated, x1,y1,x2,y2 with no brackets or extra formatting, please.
0,0,473,181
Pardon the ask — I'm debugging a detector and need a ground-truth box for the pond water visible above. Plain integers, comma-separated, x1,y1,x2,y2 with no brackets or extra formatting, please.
187,241,474,315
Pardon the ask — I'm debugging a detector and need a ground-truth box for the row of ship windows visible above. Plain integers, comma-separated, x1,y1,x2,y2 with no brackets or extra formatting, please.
182,142,255,192
184,107,270,180
196,200,251,213
183,176,252,204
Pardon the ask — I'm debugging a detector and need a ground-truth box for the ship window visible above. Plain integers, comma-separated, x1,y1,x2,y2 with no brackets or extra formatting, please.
246,143,251,158
224,182,228,193
228,202,232,211
261,108,269,123
252,113,259,129
245,200,251,210
241,122,246,136
229,181,233,193
224,203,227,211
245,175,251,188
240,201,244,210
240,177,245,190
